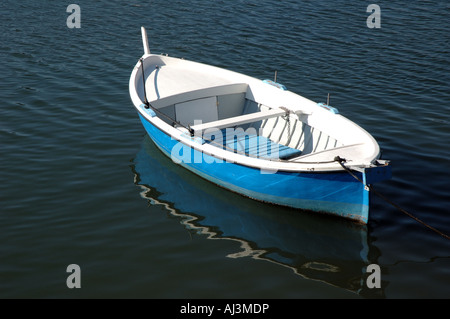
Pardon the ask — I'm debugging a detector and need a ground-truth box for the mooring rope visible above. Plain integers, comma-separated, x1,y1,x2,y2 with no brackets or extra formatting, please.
334,156,450,240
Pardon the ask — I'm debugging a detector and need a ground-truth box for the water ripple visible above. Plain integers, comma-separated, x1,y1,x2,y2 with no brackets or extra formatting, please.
1,0,449,298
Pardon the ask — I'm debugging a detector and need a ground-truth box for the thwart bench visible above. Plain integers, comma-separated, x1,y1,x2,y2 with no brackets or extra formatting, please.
190,108,301,132
190,108,303,160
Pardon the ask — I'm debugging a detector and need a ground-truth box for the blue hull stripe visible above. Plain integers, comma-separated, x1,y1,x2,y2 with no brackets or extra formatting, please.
138,114,369,223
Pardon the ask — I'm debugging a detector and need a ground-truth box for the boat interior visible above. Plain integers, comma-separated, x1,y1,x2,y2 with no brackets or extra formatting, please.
148,82,345,162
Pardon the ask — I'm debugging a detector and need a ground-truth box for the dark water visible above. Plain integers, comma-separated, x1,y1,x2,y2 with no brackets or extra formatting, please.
1,0,449,298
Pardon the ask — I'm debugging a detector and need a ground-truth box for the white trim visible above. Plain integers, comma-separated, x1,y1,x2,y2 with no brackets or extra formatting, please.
191,108,301,132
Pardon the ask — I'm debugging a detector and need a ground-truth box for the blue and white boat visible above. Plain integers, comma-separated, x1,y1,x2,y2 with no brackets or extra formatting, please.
129,27,391,224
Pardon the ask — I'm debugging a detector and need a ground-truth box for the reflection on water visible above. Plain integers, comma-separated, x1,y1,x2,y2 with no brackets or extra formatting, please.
131,136,385,298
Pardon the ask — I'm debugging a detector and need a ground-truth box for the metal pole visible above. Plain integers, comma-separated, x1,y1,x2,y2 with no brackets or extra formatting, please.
141,26,151,55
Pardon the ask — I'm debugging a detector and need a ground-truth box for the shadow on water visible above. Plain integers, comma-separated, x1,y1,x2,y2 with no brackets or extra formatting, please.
131,135,385,298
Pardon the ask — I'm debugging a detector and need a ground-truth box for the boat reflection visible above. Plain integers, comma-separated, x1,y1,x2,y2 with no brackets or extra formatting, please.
131,136,384,298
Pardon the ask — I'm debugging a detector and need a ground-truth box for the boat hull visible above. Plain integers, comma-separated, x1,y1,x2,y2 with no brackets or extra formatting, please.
138,114,370,223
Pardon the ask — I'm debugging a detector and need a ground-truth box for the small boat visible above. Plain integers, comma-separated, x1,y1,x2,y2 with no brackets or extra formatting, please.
129,27,391,224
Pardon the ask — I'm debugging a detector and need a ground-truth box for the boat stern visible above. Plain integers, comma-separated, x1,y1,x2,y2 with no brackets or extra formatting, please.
363,159,392,185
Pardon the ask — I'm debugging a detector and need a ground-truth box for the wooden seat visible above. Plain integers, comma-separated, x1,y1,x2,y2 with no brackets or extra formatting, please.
206,129,302,160
191,108,301,133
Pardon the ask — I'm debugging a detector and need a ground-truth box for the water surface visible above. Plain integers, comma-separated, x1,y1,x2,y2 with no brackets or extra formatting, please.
1,0,449,298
